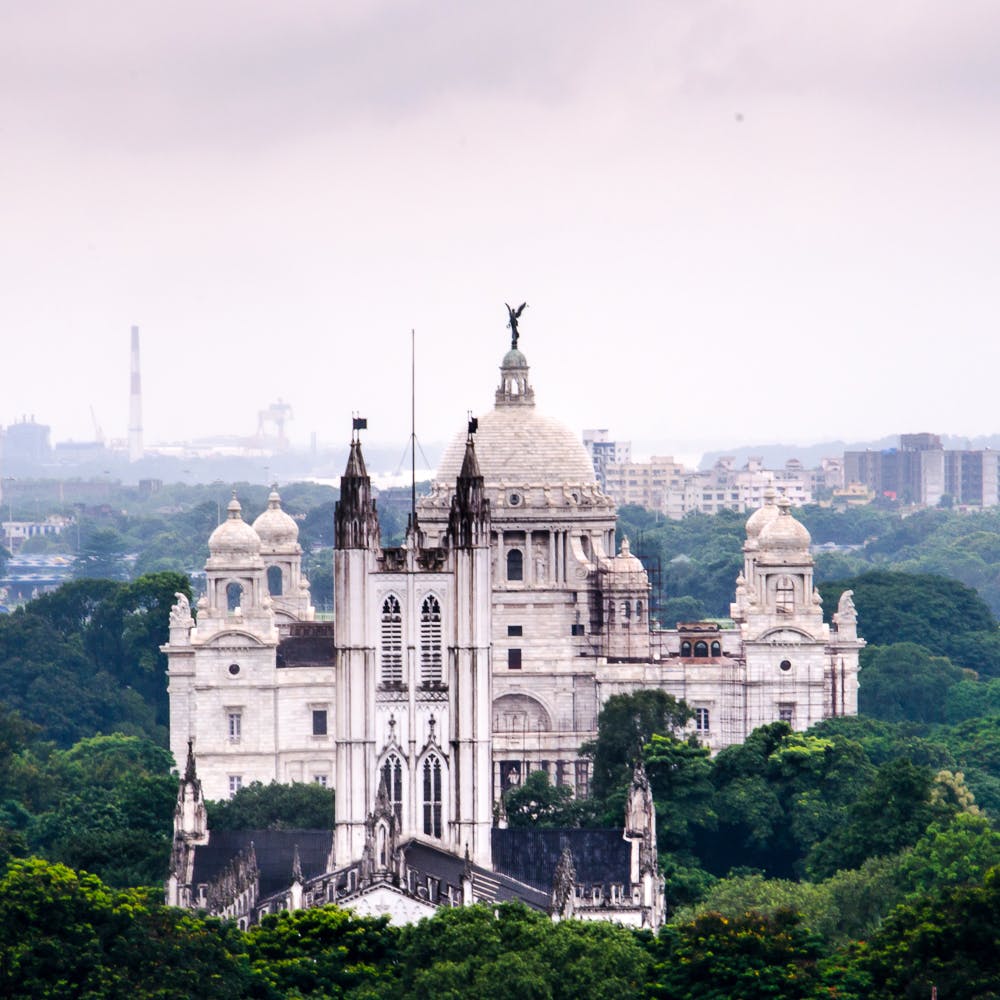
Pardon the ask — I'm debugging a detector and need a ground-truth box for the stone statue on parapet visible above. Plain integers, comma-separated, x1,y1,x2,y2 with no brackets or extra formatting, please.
506,301,527,349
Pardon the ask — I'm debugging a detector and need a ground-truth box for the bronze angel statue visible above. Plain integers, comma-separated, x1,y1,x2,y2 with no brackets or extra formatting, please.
506,302,527,349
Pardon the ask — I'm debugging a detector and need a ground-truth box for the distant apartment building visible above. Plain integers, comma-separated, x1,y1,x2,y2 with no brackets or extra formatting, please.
604,455,686,510
844,434,1000,508
582,429,631,490
604,455,815,518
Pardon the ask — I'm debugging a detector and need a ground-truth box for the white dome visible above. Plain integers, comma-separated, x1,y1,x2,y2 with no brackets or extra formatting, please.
252,490,299,550
758,498,811,554
745,485,779,542
436,406,596,488
208,495,261,558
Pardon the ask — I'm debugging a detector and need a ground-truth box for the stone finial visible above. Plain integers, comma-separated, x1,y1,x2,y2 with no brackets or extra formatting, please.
291,843,303,884
551,847,576,918
184,739,198,783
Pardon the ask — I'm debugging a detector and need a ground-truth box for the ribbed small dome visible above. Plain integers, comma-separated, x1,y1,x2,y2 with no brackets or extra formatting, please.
252,490,299,550
758,497,811,553
502,348,528,368
209,495,261,558
608,536,645,575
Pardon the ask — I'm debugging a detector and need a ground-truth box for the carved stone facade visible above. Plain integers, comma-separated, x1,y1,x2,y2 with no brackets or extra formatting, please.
164,328,862,928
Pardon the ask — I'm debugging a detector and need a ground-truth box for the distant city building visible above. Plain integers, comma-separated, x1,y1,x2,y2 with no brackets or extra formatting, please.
603,455,818,518
3,417,51,469
582,429,631,490
844,434,1000,509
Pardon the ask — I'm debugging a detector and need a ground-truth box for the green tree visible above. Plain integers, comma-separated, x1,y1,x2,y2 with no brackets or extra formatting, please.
207,779,335,831
504,770,579,828
852,866,1000,1000
858,642,967,723
807,759,951,879
246,906,398,999
0,858,253,999
582,690,693,811
73,525,130,580
653,908,823,1000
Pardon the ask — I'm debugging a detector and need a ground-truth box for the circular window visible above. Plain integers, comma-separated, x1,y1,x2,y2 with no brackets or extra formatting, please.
779,659,792,672
509,492,522,506
228,663,241,676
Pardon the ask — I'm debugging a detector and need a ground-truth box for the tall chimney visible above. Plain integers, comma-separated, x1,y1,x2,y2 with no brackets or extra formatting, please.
128,325,143,462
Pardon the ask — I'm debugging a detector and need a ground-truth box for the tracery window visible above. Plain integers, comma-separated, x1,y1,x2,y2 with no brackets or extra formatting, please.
382,753,403,825
710,640,721,657
680,640,692,657
420,595,442,685
694,640,708,657
422,755,443,838
776,575,795,613
381,595,403,685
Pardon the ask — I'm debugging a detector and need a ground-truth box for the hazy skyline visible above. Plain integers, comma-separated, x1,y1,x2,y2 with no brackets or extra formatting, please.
4,2,1000,465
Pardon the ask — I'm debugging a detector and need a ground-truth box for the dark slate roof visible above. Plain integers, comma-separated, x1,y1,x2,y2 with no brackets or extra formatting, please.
403,839,550,911
491,828,631,890
192,829,333,898
277,622,335,667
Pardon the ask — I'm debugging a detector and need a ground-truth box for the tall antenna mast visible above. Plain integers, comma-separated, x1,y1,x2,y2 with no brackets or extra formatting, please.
411,328,416,525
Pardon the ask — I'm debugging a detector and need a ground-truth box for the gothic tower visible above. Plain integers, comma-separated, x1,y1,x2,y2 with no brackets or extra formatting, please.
333,429,381,865
446,424,494,865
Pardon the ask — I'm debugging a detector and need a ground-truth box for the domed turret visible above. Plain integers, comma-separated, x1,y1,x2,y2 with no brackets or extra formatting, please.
208,494,261,562
758,496,811,555
253,490,300,552
745,484,779,546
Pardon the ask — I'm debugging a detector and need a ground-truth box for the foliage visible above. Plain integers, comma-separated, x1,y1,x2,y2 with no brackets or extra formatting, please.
393,901,654,1000
5,734,177,888
0,858,253,999
818,570,1000,673
246,906,399,999
652,908,823,1000
582,690,693,811
0,572,189,744
851,866,1000,1000
503,770,580,828
858,642,967,723
806,759,954,879
206,779,335,831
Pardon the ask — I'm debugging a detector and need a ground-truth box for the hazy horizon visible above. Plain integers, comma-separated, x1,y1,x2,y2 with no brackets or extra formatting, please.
4,3,1000,461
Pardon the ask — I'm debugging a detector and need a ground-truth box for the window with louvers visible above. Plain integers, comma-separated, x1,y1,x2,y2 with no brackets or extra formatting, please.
420,595,442,685
381,595,403,685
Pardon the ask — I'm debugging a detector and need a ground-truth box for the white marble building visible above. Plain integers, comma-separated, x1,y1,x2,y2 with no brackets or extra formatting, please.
164,326,862,926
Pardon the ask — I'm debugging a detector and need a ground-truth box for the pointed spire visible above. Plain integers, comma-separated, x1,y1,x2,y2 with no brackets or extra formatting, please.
448,417,489,549
184,739,198,783
335,422,380,550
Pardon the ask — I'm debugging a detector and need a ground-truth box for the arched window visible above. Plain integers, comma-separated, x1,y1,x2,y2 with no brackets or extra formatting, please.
381,595,403,685
266,565,283,596
621,601,631,618
776,575,795,613
680,640,692,657
694,640,708,657
381,753,403,825
226,582,243,612
635,600,643,620
710,640,721,657
507,549,523,582
420,595,443,685
422,755,443,838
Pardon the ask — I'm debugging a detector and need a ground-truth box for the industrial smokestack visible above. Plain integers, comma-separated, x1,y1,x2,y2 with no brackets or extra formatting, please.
128,325,143,462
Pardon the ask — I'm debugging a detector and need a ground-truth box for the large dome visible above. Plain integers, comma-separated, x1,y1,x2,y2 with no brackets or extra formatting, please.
208,494,261,559
436,406,597,488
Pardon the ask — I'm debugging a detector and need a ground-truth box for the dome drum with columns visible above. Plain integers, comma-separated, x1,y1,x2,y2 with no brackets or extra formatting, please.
164,312,863,929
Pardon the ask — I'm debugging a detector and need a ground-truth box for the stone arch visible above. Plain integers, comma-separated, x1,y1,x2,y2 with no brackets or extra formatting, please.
492,692,552,733
266,564,283,596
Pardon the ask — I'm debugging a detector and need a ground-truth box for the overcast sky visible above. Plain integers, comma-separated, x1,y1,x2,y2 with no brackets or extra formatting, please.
3,2,1000,466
